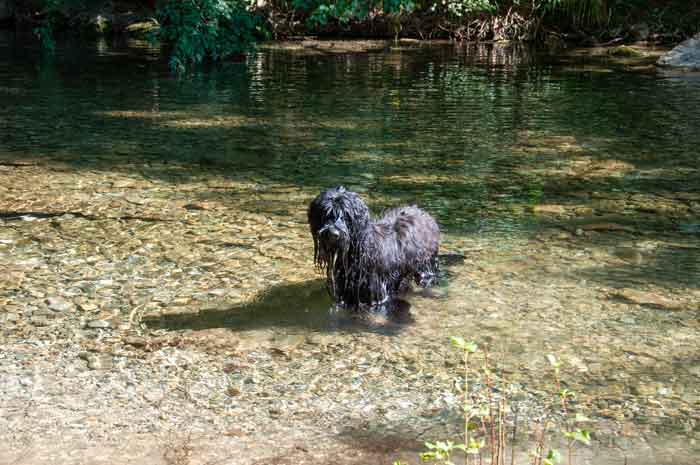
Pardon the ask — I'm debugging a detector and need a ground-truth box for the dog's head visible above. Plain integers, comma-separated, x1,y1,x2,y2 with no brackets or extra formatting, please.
308,186,370,268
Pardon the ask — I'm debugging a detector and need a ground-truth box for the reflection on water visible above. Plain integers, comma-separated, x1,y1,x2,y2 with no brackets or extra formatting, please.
1,32,700,463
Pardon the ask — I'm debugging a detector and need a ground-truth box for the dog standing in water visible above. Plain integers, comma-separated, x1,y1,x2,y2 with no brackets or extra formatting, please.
308,186,440,308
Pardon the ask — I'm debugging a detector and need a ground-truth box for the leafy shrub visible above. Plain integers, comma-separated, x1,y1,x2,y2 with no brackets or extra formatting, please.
295,0,497,29
157,0,261,73
292,0,418,29
433,0,496,18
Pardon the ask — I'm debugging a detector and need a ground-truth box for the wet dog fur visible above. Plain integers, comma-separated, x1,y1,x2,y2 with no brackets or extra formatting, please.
308,186,440,307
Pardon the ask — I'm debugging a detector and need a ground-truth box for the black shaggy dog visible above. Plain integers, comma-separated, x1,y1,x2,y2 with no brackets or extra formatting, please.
308,186,440,308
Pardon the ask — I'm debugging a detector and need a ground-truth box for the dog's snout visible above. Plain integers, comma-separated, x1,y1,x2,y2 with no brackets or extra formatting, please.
318,224,340,238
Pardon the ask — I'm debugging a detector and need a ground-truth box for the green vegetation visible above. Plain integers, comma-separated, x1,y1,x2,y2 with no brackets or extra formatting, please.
19,0,700,70
403,337,594,465
157,0,261,73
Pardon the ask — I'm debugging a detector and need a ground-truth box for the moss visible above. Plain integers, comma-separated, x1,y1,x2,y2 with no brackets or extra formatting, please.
607,45,645,58
125,20,160,37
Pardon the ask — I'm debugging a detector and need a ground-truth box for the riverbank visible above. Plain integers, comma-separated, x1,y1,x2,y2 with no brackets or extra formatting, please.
4,0,700,75
3,0,699,45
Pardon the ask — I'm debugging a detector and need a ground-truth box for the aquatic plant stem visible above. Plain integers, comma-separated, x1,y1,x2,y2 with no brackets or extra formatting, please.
499,389,506,465
464,346,471,465
484,352,496,464
553,360,573,465
510,409,517,465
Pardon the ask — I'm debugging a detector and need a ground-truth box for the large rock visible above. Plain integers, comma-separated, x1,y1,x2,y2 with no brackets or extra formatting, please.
0,0,14,22
657,33,700,70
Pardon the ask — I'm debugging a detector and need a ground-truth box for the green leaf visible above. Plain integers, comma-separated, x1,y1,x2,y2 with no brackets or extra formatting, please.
466,438,484,454
435,440,452,451
545,449,562,464
575,429,592,445
559,388,576,400
450,336,477,353
564,428,592,446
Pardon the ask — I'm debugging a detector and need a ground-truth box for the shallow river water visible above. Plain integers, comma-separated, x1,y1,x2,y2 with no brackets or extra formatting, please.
1,34,699,465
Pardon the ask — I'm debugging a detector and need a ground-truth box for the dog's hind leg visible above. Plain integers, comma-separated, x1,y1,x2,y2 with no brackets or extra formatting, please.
414,255,439,288
415,271,435,288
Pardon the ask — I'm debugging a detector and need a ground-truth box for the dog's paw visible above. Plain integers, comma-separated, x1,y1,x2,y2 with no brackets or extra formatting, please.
416,271,436,288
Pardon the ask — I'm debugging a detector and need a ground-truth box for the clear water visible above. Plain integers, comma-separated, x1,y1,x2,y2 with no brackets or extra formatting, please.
1,33,700,464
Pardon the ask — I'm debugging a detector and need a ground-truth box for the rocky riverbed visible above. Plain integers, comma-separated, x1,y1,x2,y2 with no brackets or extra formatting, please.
2,35,700,464
2,138,699,464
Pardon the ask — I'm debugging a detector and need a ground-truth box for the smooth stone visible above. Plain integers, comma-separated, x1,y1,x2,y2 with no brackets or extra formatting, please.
87,319,112,329
533,204,567,215
124,336,148,347
30,315,50,327
631,383,658,396
47,296,75,312
125,20,160,37
607,45,644,57
86,355,113,370
658,33,700,70
78,302,99,312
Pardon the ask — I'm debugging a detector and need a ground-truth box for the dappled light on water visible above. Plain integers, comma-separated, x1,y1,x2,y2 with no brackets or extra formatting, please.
1,34,700,464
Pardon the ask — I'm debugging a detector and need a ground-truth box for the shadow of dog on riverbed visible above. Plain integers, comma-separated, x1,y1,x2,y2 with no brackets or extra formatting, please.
142,279,415,335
